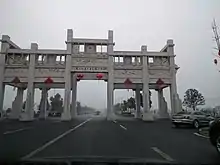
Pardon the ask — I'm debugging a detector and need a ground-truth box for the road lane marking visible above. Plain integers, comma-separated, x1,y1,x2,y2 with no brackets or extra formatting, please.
151,147,174,162
119,124,127,130
112,120,127,130
3,127,32,135
194,132,209,139
21,118,92,160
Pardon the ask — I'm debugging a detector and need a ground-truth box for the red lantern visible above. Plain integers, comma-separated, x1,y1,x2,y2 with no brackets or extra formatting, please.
44,77,53,84
96,73,103,80
11,77,21,84
156,78,165,90
76,73,84,81
124,78,132,91
214,59,218,65
11,77,21,90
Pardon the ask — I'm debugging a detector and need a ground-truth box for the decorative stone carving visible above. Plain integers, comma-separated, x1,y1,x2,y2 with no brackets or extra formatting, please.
152,57,169,66
5,68,28,77
114,70,142,78
72,58,108,66
149,70,171,78
6,54,28,65
35,68,65,77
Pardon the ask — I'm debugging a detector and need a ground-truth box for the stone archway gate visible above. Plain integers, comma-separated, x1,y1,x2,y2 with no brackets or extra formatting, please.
0,29,181,121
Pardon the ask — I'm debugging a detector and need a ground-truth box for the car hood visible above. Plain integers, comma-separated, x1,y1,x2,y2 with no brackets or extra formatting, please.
23,156,178,164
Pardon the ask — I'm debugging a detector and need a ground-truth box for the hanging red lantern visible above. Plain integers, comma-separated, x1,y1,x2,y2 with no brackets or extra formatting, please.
214,59,218,65
124,78,132,91
76,73,84,81
44,77,54,84
11,77,21,91
156,78,165,90
96,73,103,80
11,76,21,84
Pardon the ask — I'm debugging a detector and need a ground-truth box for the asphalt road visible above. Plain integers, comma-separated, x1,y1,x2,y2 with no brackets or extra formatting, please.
0,116,220,164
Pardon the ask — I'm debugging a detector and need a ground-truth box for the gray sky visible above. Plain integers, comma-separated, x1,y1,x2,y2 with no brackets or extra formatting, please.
0,0,220,110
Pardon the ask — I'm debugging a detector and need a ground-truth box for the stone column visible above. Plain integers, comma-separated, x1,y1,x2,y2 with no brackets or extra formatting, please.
0,85,5,118
20,43,37,121
0,35,9,115
9,88,24,119
167,39,178,115
39,88,49,119
61,29,72,121
157,89,163,113
135,85,141,118
107,30,114,120
142,45,154,121
71,74,77,118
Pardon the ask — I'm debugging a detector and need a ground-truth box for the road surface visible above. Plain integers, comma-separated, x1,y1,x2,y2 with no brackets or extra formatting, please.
0,116,219,164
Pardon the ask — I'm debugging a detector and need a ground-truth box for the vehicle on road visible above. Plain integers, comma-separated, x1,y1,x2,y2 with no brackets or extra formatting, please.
209,118,220,155
48,111,62,117
172,111,214,129
95,111,101,115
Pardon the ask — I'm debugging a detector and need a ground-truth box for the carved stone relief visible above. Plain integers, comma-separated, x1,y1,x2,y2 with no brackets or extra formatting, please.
149,69,171,78
152,57,169,66
72,58,108,66
6,54,29,65
114,70,142,78
35,68,65,77
5,68,28,77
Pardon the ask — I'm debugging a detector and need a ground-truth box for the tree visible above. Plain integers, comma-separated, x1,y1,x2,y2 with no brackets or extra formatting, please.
76,101,81,114
50,93,63,112
127,97,135,109
183,89,205,110
140,90,152,108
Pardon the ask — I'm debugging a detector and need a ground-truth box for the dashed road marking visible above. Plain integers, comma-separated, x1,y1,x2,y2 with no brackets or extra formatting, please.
112,120,127,130
3,127,32,135
21,118,92,160
194,132,209,139
119,124,127,130
151,147,174,162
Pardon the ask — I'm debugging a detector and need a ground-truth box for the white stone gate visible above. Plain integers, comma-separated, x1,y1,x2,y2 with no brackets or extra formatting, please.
0,29,181,121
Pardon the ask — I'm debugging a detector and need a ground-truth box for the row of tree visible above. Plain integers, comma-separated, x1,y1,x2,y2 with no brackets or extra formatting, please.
11,88,207,114
114,90,152,113
113,88,206,113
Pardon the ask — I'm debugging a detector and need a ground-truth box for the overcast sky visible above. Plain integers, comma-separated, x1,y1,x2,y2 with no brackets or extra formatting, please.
0,0,220,110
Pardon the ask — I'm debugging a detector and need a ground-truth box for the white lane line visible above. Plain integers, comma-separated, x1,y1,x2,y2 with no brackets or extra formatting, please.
21,118,92,160
3,127,32,135
151,147,174,162
119,124,127,130
113,120,117,123
194,132,209,139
